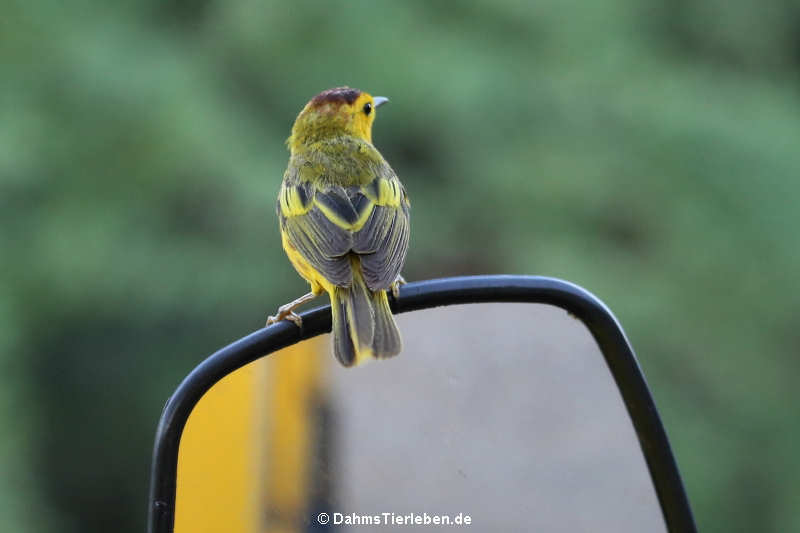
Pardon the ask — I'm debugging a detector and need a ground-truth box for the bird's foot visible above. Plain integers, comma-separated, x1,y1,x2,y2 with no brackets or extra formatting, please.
265,291,317,328
391,274,407,299
266,307,303,328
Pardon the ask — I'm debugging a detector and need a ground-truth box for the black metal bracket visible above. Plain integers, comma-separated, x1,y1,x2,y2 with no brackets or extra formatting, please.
147,275,697,533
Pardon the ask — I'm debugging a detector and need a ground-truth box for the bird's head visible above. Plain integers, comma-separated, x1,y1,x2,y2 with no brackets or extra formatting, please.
288,87,389,151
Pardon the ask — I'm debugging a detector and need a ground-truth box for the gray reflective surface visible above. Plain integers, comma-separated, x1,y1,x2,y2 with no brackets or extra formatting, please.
325,303,665,532
176,303,665,532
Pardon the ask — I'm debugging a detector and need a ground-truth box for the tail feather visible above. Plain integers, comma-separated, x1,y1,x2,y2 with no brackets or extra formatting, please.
330,259,402,366
344,269,374,355
371,290,402,359
330,290,356,366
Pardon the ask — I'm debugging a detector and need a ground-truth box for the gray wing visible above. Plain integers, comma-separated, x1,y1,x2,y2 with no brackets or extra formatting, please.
353,200,410,290
278,175,410,290
351,174,410,290
278,181,355,287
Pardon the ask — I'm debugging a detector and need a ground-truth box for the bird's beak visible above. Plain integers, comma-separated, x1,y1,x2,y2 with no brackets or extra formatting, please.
373,96,389,108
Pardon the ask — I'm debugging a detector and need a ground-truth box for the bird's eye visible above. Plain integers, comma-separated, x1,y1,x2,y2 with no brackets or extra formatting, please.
363,102,372,115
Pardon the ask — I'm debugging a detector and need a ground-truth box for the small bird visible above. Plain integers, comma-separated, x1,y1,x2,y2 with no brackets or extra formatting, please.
267,87,410,367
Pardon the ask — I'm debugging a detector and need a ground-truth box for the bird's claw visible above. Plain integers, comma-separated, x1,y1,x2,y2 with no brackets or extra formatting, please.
265,291,317,328
391,274,407,299
265,308,303,328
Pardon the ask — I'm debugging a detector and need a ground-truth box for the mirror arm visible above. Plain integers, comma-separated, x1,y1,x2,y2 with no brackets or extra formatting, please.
147,275,697,533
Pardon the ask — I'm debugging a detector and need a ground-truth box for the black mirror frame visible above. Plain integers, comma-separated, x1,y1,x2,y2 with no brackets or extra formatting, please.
148,275,697,533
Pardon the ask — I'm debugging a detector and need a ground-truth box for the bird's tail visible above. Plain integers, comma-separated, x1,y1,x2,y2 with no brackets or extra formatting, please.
330,259,402,367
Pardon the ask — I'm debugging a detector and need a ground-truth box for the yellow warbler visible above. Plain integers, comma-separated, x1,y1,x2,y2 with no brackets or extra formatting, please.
267,87,410,367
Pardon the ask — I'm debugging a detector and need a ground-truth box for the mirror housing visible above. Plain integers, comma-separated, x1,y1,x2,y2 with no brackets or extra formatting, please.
147,275,697,533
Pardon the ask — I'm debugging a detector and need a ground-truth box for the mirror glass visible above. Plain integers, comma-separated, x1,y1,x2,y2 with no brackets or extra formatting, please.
174,303,665,532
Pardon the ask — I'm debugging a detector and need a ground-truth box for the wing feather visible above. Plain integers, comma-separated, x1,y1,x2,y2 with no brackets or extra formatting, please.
278,171,409,290
278,181,354,287
353,178,410,290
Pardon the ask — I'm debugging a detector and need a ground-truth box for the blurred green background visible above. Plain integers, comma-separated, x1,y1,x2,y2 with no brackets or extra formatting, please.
2,0,799,531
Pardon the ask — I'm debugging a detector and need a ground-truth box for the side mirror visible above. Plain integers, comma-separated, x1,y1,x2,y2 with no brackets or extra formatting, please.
148,275,696,532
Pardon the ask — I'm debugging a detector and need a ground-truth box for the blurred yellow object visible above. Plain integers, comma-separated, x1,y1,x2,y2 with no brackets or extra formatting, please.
262,338,328,532
174,337,327,533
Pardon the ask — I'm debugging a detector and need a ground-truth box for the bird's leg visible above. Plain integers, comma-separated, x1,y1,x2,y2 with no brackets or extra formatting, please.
391,274,407,299
266,291,318,328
